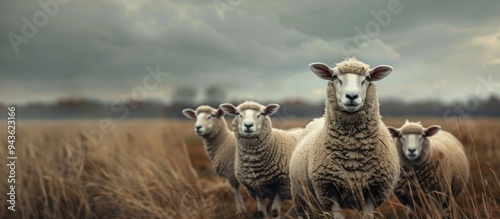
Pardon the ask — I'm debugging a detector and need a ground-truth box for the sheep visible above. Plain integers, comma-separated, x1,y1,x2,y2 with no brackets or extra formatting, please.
289,57,400,219
387,121,470,218
220,101,303,219
181,106,247,214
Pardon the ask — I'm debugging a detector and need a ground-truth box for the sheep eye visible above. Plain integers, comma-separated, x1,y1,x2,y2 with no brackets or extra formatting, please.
362,77,368,85
207,115,212,120
257,113,264,118
362,76,370,85
332,75,342,84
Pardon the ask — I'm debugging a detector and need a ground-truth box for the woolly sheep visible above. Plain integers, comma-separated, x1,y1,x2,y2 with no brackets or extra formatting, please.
289,57,400,219
220,101,302,219
387,121,469,217
182,106,246,214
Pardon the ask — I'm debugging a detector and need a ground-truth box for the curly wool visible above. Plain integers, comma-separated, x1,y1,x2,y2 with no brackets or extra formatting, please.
393,122,470,216
196,105,218,114
394,152,448,214
194,106,238,184
324,83,398,206
232,102,301,200
290,81,400,213
335,57,370,75
400,121,425,135
237,100,264,112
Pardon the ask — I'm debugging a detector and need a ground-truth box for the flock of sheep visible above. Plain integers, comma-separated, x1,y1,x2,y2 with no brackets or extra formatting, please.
182,57,470,219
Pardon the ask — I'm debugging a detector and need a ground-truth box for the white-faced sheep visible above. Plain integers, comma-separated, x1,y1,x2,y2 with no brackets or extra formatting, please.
182,106,246,214
387,121,469,218
289,57,400,219
220,101,302,219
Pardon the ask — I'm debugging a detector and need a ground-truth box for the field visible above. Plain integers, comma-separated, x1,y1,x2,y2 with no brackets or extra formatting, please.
1,117,499,218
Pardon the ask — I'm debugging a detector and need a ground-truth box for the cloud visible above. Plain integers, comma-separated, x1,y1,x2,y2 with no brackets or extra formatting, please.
1,0,499,104
470,29,500,65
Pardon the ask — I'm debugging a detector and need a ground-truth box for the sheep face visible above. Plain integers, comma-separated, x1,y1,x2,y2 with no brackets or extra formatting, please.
388,124,441,161
310,61,393,112
220,102,279,138
182,107,225,136
398,134,426,160
334,73,370,112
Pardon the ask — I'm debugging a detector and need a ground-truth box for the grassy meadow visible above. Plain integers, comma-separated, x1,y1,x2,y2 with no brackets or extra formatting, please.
0,117,499,218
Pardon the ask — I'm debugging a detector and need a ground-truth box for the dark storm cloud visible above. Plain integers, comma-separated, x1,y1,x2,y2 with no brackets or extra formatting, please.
0,0,499,104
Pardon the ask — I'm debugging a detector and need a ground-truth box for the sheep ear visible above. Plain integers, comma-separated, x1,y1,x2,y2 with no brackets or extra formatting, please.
182,109,197,119
424,125,441,137
310,62,333,80
215,107,225,118
387,126,400,138
219,103,238,116
263,104,280,116
369,65,393,81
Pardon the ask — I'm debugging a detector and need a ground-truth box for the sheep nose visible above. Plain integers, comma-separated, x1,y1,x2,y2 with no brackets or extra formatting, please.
244,123,254,129
346,93,358,101
195,125,202,131
408,149,416,153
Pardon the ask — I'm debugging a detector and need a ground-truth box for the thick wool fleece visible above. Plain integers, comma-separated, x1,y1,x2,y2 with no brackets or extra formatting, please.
335,57,370,75
196,105,218,114
399,122,425,134
195,106,238,185
393,122,469,214
290,82,400,212
232,104,300,200
237,100,264,111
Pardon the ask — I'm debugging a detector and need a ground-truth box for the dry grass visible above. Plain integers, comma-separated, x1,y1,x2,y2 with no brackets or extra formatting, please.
0,120,215,219
0,117,498,218
382,117,500,219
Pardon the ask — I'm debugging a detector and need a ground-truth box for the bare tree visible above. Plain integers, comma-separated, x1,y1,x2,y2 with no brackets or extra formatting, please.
204,86,227,104
172,87,197,105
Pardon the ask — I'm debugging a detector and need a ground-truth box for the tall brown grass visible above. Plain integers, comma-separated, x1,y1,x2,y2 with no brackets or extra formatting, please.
0,120,215,219
382,117,500,219
0,117,498,218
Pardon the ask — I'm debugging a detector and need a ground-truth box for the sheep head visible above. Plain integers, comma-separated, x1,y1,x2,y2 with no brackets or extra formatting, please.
387,121,441,161
182,106,225,136
310,57,392,113
220,101,279,138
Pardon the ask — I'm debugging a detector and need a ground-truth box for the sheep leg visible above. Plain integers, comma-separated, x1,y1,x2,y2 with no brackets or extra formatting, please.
361,198,374,219
439,196,451,218
229,180,247,214
291,187,307,219
256,194,268,219
270,194,282,219
329,196,344,219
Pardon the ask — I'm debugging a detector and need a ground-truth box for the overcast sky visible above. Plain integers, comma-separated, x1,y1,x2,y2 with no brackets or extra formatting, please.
1,0,499,105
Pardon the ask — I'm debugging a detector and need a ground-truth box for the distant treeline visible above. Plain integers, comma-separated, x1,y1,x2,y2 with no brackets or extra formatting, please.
1,96,499,120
